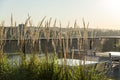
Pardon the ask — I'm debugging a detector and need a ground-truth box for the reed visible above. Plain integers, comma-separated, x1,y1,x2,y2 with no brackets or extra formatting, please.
0,16,110,80
82,18,89,62
52,19,57,56
0,21,7,56
58,21,63,58
37,16,46,54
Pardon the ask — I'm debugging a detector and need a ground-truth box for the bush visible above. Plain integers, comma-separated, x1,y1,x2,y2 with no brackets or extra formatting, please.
0,55,109,80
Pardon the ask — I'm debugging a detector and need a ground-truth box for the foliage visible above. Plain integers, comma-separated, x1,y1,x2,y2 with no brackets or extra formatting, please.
0,55,109,80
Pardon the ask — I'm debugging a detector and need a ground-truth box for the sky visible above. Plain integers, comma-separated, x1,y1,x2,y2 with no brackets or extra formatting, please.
0,0,120,29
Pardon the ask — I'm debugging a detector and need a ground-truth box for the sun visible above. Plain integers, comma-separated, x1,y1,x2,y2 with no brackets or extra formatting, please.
107,0,119,8
103,0,120,13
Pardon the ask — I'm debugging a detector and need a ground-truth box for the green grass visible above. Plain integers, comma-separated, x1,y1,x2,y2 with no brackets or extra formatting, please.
0,54,109,80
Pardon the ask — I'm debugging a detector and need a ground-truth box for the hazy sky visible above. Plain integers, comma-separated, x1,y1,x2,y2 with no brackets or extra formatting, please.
0,0,120,29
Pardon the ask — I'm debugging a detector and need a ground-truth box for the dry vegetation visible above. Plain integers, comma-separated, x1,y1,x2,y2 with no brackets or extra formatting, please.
0,15,92,60
0,15,110,80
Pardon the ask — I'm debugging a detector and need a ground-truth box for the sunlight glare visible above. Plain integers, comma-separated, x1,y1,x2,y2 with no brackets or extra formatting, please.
103,0,120,14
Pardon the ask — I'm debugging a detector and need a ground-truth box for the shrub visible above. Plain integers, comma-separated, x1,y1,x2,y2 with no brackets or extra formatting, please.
0,55,109,80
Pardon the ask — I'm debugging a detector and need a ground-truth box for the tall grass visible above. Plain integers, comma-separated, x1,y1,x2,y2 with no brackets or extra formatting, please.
0,16,110,80
0,21,7,56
